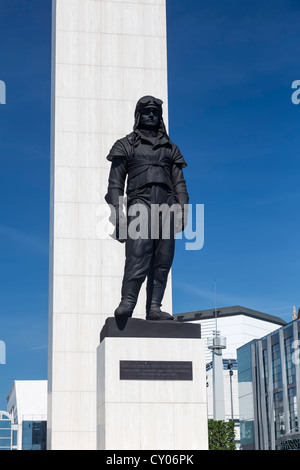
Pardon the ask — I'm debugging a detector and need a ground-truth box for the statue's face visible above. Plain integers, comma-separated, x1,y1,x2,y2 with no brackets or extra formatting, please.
139,107,161,130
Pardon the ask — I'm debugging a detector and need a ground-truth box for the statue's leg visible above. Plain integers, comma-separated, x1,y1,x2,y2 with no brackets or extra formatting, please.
115,235,154,318
145,254,155,317
146,236,175,321
145,185,176,321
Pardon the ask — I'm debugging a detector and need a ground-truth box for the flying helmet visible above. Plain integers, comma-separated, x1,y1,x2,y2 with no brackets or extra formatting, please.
133,96,166,133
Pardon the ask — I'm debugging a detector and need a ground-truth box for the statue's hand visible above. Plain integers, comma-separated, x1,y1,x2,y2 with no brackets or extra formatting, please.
175,206,188,234
116,211,127,243
109,206,127,243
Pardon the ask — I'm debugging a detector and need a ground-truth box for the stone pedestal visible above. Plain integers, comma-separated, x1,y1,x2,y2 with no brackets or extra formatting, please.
97,318,208,450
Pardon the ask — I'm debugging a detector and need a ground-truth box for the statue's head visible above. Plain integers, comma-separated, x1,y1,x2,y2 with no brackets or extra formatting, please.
134,96,166,133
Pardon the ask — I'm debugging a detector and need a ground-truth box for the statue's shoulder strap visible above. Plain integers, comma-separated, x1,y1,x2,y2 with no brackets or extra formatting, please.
107,136,131,162
170,143,188,168
126,132,135,145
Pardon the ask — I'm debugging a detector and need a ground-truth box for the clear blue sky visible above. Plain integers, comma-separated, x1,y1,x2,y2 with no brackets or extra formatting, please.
0,0,300,410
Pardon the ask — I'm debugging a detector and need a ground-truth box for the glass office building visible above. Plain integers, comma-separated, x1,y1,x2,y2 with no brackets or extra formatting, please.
0,411,17,451
22,421,47,451
6,381,47,450
237,318,300,450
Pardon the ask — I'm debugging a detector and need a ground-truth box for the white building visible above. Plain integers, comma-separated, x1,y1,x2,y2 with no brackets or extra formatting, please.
175,305,286,363
7,381,47,450
175,305,287,447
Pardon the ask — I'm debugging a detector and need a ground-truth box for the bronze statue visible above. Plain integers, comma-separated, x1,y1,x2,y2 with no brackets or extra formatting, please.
105,96,189,321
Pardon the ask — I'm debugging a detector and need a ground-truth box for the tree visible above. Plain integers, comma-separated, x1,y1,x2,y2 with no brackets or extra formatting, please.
208,420,236,450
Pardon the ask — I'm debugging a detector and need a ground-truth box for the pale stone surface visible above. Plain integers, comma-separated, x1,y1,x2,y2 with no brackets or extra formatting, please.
97,337,208,450
48,0,170,450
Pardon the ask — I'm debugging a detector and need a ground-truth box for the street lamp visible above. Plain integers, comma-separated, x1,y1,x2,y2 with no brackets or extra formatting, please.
227,361,234,421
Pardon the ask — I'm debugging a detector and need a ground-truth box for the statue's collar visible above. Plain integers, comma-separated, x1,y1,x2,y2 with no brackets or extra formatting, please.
127,131,170,148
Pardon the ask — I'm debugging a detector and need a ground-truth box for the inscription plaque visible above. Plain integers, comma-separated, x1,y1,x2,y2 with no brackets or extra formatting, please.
120,360,193,381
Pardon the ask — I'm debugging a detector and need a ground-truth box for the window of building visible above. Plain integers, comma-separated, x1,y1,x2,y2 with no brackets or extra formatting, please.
274,391,285,439
272,343,282,389
288,387,298,433
237,342,255,449
22,421,47,451
265,395,271,449
0,411,13,451
262,348,268,390
284,337,296,385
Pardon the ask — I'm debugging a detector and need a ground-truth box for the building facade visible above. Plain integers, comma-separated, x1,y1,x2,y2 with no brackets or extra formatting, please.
237,318,300,450
175,305,286,448
21,421,47,451
0,411,17,451
175,305,286,363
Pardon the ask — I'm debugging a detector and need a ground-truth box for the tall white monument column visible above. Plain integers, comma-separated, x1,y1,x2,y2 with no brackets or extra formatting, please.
48,0,171,450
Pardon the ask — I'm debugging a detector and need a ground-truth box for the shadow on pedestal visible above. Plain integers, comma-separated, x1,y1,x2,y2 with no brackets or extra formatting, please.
100,316,201,343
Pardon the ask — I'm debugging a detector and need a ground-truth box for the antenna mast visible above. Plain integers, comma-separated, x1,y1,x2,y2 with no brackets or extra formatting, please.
214,280,217,331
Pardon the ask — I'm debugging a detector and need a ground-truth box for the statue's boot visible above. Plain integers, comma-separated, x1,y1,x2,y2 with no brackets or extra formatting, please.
146,285,174,321
114,280,142,318
147,308,174,321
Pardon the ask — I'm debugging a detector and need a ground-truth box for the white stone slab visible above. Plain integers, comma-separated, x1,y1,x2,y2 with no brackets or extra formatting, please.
97,336,208,450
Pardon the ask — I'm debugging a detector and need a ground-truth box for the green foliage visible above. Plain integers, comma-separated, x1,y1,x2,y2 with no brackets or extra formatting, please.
208,420,236,450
